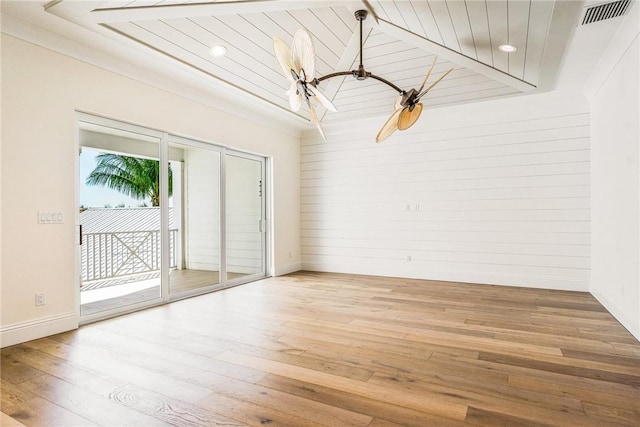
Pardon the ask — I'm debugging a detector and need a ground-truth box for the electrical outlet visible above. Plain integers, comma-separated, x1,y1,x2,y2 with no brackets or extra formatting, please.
35,292,46,306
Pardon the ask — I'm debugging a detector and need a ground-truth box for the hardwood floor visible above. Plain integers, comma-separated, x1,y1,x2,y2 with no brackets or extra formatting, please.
2,271,639,426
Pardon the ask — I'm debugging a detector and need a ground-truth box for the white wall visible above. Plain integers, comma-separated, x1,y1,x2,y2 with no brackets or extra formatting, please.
587,3,639,340
0,34,301,347
301,91,590,291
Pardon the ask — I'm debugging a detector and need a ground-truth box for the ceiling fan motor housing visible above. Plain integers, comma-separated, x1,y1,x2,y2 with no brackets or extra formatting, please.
401,89,420,108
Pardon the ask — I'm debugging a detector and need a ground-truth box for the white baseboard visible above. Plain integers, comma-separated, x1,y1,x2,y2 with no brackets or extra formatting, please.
301,262,588,291
274,262,302,276
1,311,79,348
590,289,640,342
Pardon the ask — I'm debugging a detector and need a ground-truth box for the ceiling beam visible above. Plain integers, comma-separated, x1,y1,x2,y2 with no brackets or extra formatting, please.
536,0,584,91
376,18,537,93
76,0,349,24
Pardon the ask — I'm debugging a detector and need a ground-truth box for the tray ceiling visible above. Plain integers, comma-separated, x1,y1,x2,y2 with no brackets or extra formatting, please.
42,0,580,126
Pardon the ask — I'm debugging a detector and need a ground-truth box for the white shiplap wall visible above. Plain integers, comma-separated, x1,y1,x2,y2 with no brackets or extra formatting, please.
301,93,591,290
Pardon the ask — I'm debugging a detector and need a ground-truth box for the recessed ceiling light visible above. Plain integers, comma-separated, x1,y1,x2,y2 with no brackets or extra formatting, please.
209,45,227,57
498,44,517,53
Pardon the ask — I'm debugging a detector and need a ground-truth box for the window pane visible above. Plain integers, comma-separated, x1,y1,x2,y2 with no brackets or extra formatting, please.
169,143,221,295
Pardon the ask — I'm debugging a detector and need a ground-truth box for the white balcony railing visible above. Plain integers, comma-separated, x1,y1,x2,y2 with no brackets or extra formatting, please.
81,229,177,282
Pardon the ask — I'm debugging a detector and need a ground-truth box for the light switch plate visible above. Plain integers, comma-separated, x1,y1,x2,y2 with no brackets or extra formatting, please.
38,211,64,224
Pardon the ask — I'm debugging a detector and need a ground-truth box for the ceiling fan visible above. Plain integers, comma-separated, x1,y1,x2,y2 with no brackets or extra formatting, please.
273,10,453,143
377,56,453,142
273,29,336,141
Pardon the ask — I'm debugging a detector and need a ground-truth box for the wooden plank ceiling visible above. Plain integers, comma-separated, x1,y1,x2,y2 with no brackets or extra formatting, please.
46,0,572,125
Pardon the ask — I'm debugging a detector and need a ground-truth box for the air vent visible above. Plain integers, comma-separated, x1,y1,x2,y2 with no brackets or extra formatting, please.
581,0,631,25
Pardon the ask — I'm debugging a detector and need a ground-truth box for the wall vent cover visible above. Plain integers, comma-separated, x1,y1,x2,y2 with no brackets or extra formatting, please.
581,0,631,25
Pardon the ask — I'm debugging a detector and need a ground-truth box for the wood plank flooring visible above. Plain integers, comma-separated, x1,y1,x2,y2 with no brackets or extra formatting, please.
2,271,639,426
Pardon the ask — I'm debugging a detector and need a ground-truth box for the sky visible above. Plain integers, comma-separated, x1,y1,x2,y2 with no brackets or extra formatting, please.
79,148,150,208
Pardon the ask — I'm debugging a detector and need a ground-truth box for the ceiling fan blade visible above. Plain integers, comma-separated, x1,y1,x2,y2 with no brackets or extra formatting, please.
394,94,404,110
309,85,337,112
293,29,315,82
306,97,326,141
417,55,438,94
287,80,302,111
397,103,423,131
376,108,402,143
364,0,380,23
418,67,454,99
273,37,295,81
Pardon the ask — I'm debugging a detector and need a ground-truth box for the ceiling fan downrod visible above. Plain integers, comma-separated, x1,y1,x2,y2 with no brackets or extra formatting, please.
354,9,369,80
315,10,403,94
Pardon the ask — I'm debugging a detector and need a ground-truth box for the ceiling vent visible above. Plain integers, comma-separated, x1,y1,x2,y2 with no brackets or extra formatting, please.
581,0,631,25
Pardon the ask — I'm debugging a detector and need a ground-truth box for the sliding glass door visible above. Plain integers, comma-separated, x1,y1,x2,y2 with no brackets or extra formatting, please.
225,153,266,282
167,145,267,293
78,115,269,323
78,120,164,319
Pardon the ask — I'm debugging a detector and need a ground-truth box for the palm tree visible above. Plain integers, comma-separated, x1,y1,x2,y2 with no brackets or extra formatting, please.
86,153,172,207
